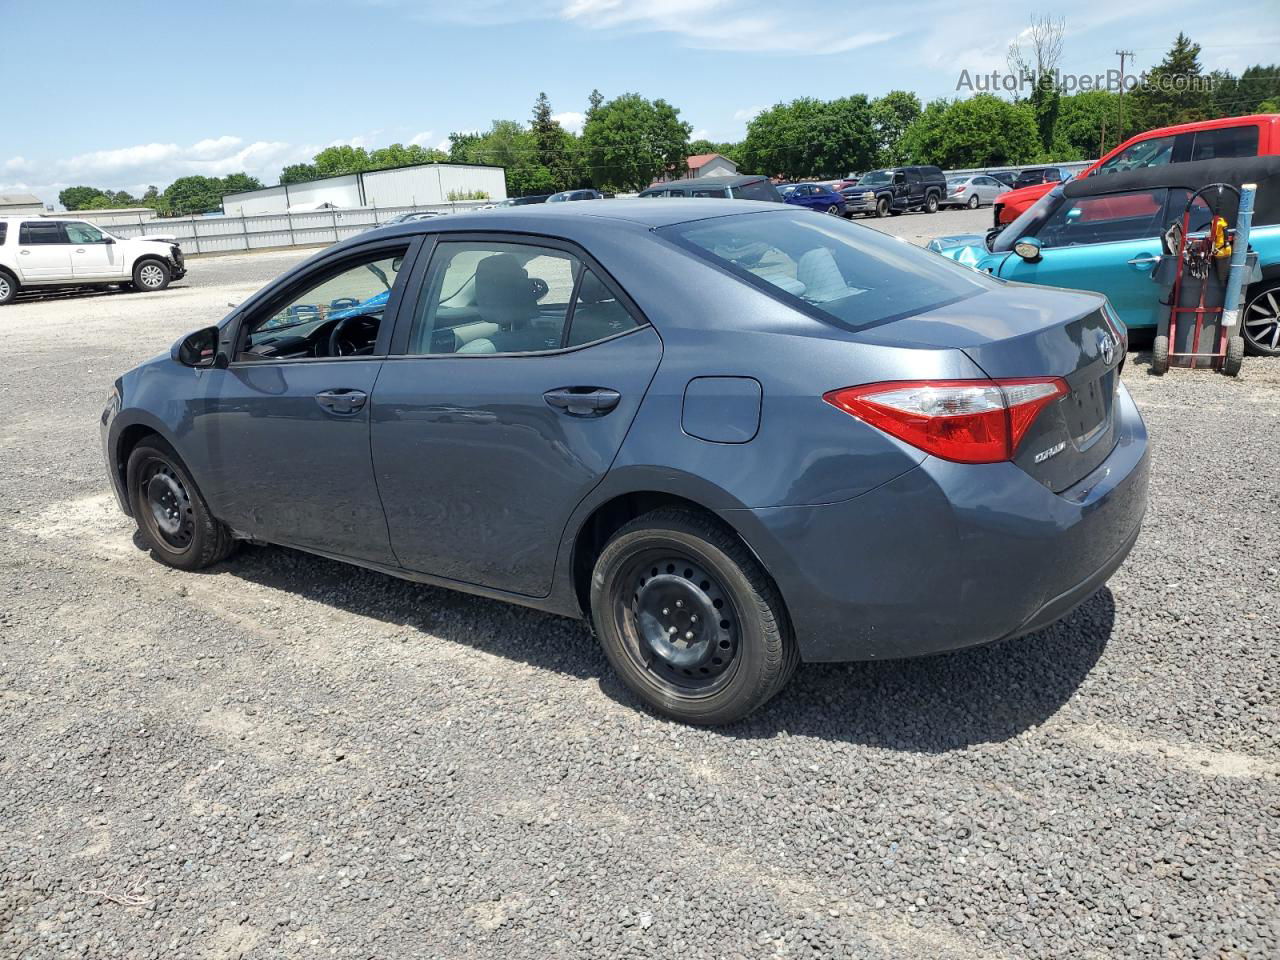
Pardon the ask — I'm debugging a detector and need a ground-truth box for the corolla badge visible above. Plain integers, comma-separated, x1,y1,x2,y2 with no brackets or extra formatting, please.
1098,331,1115,365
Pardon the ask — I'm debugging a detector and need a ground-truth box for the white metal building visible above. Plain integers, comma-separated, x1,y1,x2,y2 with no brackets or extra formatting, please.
0,193,46,216
222,162,507,216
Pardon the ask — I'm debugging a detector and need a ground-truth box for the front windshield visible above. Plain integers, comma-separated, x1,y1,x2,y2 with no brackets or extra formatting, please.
990,184,1065,252
858,171,893,186
663,209,995,332
1098,135,1176,174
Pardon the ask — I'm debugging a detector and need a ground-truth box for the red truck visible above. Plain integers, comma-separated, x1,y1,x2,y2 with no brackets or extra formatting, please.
994,114,1280,226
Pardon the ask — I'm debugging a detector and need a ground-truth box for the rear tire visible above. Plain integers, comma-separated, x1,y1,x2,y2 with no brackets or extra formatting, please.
966,194,980,209
132,258,170,293
1223,335,1244,377
1151,335,1170,375
875,197,890,218
0,269,17,305
924,193,939,213
127,438,236,571
589,508,798,725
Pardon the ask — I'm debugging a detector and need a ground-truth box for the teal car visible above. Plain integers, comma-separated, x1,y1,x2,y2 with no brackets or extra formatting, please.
928,157,1280,354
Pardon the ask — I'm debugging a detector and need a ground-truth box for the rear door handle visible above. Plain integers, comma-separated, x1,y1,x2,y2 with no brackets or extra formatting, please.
543,387,621,417
315,388,367,415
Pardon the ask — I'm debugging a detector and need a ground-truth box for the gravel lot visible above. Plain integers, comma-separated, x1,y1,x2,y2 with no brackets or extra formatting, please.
2,206,1277,960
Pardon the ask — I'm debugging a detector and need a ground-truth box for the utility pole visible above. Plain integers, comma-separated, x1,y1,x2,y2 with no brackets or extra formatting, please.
1100,117,1107,158
1115,49,1135,142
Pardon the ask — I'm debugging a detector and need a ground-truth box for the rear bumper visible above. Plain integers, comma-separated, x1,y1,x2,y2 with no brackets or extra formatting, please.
723,381,1149,662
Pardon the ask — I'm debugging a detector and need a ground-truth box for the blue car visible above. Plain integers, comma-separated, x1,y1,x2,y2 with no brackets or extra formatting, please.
778,182,847,217
929,157,1280,355
103,201,1147,724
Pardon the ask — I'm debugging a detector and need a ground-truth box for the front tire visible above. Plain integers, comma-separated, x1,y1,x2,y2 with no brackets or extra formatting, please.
127,438,236,571
590,508,798,725
875,197,890,218
0,269,17,305
1242,281,1280,356
924,193,939,213
133,258,171,293
825,204,841,216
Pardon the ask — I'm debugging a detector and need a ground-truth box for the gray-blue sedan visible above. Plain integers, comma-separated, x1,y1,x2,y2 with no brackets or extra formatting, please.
102,200,1149,724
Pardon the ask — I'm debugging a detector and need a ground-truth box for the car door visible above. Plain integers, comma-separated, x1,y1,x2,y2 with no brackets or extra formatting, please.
64,221,123,278
975,177,999,204
371,235,663,597
183,238,420,564
15,221,72,280
996,187,1169,330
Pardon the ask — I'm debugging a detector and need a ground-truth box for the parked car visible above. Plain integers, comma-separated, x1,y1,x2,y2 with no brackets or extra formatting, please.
777,182,847,216
841,166,947,217
1012,167,1074,190
547,189,603,202
995,114,1280,226
0,217,185,304
638,176,782,202
989,170,1020,189
373,211,444,229
491,195,551,207
927,156,1280,356
103,200,1149,724
940,174,1006,209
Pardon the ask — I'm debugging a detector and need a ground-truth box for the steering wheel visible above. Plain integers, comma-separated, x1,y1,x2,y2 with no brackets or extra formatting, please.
530,277,549,300
328,314,376,357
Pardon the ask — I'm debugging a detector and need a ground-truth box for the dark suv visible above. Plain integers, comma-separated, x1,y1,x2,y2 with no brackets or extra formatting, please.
1012,167,1072,189
841,166,947,217
638,176,782,202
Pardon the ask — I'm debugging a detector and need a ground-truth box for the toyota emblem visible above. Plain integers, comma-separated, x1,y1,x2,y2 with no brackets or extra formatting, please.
1098,331,1115,365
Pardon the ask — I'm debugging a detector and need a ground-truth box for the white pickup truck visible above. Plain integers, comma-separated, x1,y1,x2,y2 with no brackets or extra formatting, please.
0,216,186,304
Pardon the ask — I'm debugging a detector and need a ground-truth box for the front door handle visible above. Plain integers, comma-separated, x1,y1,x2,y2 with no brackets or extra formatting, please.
543,387,621,417
315,389,367,415
1127,253,1159,270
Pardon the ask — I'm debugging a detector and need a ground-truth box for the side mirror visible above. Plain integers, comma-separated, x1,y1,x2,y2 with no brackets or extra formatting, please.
174,326,222,368
1013,237,1043,263
102,235,115,244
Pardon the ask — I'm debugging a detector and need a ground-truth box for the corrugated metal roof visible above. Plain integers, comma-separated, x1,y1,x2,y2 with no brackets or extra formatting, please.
0,193,42,206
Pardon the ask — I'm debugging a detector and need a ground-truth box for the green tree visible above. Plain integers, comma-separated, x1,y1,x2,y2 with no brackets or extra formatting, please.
869,90,921,165
899,95,1040,167
739,96,875,179
1226,64,1280,115
688,139,743,166
59,185,106,210
140,185,170,216
586,88,604,122
279,162,319,185
368,143,447,170
1006,15,1066,152
220,172,263,195
163,176,225,216
312,145,373,177
1055,90,1120,158
1128,33,1211,132
531,93,574,191
580,93,691,191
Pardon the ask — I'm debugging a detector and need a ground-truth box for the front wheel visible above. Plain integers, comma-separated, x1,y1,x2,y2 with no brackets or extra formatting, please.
825,204,842,216
133,259,171,292
0,270,17,305
1242,281,1280,356
875,197,890,218
127,438,237,571
924,193,939,213
1151,335,1170,375
590,508,798,725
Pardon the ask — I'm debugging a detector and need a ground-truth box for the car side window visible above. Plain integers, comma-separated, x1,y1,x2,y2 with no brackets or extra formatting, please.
0,223,7,245
65,222,107,244
565,267,641,347
1098,135,1177,174
1037,189,1168,248
1190,125,1259,161
19,222,67,245
407,241,581,355
238,247,409,361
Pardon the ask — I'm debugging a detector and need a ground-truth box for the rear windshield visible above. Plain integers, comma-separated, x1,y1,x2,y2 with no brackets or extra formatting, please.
731,180,778,202
661,210,994,332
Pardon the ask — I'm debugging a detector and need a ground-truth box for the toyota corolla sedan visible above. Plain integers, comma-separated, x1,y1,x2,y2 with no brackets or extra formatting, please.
102,200,1149,725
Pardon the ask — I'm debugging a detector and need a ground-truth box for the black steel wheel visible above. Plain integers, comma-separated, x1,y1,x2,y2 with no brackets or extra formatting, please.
127,438,236,570
590,507,797,725
1223,335,1244,377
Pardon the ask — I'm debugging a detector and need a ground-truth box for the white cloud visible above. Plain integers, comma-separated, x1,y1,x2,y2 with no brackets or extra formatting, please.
436,137,453,152
409,130,436,147
733,105,764,122
4,156,29,173
552,111,585,133
690,128,710,141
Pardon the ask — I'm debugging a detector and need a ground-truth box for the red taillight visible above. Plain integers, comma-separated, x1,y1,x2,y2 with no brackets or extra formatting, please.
823,378,1069,464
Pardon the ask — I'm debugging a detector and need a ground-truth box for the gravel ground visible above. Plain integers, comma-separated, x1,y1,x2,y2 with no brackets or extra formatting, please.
1,207,1277,960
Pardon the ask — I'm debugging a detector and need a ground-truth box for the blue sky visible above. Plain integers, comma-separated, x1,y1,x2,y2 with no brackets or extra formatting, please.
3,0,1277,205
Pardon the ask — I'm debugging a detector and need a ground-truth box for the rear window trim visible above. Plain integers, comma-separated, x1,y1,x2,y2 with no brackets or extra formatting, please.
658,211,989,334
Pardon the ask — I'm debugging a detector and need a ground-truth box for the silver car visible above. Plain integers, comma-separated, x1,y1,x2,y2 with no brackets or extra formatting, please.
940,174,1005,209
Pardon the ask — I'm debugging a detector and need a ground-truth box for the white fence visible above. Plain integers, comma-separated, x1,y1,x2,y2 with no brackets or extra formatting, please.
105,201,493,256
